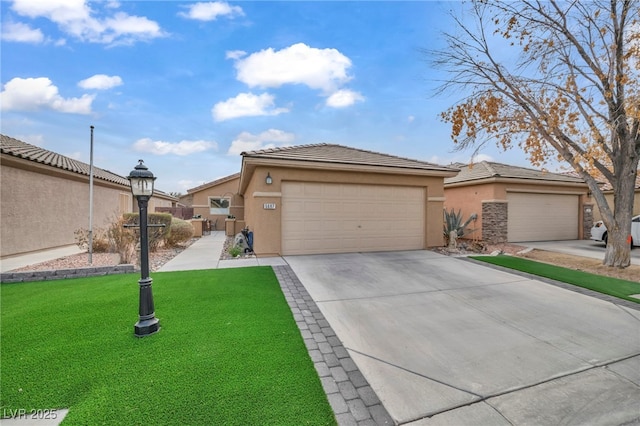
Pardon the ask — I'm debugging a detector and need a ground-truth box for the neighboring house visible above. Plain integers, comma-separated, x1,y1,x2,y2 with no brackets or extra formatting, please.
236,143,458,256
444,161,591,243
593,174,640,221
180,173,241,231
1,135,176,257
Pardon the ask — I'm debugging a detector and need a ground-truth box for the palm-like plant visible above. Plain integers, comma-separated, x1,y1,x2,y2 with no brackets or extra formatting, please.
443,208,478,247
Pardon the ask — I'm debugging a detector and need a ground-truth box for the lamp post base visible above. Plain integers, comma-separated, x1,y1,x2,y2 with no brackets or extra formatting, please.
134,318,160,337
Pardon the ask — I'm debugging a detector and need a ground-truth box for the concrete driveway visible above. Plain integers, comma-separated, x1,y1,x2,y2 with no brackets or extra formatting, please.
285,250,640,425
522,239,640,266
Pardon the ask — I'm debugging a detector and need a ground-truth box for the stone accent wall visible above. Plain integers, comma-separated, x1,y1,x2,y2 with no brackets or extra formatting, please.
482,201,508,243
1,264,135,284
583,203,594,240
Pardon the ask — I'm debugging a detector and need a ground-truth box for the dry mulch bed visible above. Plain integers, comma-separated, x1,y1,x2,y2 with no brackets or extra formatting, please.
9,239,198,273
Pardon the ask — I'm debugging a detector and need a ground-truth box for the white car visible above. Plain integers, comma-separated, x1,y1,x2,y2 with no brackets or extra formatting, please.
590,214,640,247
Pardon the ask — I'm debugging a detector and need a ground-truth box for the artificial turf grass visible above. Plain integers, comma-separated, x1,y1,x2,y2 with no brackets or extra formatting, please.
1,267,336,425
471,255,640,304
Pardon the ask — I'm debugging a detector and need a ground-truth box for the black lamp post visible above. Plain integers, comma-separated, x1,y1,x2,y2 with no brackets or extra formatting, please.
127,159,160,337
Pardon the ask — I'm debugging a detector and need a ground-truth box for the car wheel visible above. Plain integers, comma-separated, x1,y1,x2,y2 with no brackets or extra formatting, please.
603,233,608,246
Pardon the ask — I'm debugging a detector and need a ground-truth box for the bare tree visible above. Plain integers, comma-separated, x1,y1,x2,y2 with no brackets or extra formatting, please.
430,0,639,267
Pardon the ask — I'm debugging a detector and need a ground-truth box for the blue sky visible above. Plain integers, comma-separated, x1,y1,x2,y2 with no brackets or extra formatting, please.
1,0,534,194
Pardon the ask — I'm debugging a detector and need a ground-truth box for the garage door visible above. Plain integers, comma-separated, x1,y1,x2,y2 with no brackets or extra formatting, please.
507,192,579,242
282,182,424,255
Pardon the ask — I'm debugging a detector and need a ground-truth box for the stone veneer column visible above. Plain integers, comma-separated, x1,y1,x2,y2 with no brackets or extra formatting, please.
482,201,508,243
583,203,594,239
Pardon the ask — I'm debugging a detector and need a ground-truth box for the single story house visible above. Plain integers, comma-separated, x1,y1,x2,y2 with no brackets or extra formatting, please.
1,135,176,258
180,173,242,231
443,161,591,243
593,174,640,221
235,143,459,256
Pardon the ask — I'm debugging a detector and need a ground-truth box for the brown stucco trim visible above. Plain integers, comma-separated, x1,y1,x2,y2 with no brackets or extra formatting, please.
240,157,458,195
445,176,589,189
505,188,587,195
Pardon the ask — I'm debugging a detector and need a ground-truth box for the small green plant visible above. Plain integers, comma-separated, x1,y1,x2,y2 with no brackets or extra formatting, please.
228,245,242,258
443,208,477,247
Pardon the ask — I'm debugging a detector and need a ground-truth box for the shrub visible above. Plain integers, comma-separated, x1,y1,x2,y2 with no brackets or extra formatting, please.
75,215,137,263
108,216,137,264
123,212,172,252
165,218,194,247
74,228,110,253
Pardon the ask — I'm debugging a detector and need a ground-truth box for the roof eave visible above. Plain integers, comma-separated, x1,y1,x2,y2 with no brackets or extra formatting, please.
445,176,588,188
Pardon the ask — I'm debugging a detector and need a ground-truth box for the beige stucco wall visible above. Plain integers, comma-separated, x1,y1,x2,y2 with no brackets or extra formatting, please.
444,180,590,240
592,191,640,221
1,158,133,257
187,176,242,230
241,165,447,257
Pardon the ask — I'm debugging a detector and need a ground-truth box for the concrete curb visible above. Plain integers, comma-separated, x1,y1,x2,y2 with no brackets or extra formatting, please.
0,264,135,284
273,265,394,426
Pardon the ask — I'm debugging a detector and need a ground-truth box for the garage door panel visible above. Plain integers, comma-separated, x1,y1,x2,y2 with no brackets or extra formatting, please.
507,193,578,242
282,182,425,255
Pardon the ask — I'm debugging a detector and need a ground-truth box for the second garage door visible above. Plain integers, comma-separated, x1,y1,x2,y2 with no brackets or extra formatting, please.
282,182,425,255
507,192,579,242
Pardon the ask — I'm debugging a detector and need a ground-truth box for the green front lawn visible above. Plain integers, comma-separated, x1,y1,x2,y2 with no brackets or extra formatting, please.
1,268,335,425
471,255,640,304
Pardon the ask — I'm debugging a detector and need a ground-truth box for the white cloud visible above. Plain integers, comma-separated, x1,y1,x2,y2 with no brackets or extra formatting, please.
407,115,415,123
10,0,165,45
0,77,94,114
133,138,217,156
225,50,246,60
325,89,364,108
1,21,44,43
212,92,289,122
228,129,295,155
78,74,123,90
233,43,353,93
179,2,244,21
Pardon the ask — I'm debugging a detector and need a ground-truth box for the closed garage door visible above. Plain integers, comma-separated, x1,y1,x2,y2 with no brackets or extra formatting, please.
282,182,424,255
507,192,579,242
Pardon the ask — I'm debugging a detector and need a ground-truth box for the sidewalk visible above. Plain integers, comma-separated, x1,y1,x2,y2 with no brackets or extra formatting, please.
158,231,288,272
0,245,83,273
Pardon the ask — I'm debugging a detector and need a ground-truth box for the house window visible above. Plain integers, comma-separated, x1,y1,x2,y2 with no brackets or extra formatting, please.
210,197,230,215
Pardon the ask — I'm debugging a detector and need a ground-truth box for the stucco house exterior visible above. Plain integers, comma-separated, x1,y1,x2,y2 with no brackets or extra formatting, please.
180,173,242,231
1,135,176,258
236,144,459,256
444,161,591,244
593,175,640,221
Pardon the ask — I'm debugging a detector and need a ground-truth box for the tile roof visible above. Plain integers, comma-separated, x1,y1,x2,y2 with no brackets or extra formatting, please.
186,172,241,193
1,134,130,186
242,143,458,173
601,174,640,191
444,161,586,185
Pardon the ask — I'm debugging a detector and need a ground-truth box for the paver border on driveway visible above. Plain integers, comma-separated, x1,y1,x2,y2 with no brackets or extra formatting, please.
273,265,394,426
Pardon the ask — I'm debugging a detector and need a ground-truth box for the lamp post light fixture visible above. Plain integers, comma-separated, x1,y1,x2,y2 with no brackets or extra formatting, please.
127,159,160,337
265,172,273,185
